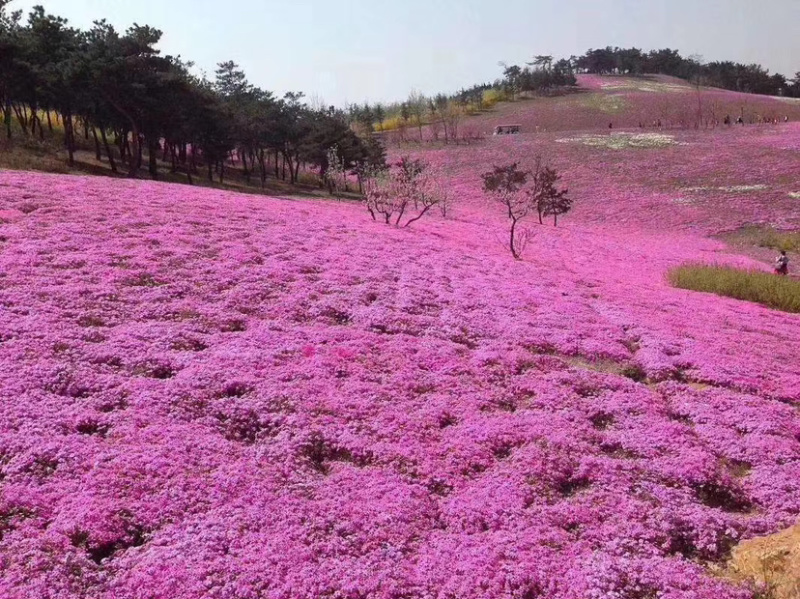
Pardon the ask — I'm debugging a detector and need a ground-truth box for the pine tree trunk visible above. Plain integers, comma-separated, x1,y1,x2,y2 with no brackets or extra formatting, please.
91,126,102,160
13,103,27,133
258,149,266,188
136,134,143,173
148,138,158,180
118,129,127,160
242,148,250,183
99,125,117,173
128,126,141,177
3,101,11,140
63,112,76,167
28,104,37,136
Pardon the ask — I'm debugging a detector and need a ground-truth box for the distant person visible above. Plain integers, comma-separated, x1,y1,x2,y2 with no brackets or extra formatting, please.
775,250,789,276
736,116,744,125
784,116,789,123
724,115,731,126
608,122,613,130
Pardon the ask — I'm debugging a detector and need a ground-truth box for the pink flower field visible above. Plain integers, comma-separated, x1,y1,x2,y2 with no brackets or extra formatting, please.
1,117,800,598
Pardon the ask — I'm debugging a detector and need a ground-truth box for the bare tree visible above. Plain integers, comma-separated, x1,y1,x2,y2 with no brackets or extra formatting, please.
323,145,346,197
688,54,706,129
444,102,462,144
397,102,410,143
436,171,455,217
364,157,447,227
407,90,426,142
427,100,442,141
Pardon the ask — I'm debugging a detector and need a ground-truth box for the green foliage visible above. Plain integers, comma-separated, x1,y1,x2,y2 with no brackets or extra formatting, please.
482,160,573,258
499,58,577,98
573,46,794,96
669,264,800,313
482,163,532,260
482,163,529,198
482,88,508,109
0,5,382,184
528,160,571,226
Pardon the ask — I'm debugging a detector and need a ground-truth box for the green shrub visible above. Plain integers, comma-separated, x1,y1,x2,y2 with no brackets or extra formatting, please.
668,264,800,313
482,88,508,108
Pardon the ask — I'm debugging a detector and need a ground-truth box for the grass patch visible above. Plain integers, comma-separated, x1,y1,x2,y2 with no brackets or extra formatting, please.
720,226,800,253
754,229,800,253
579,93,628,114
669,264,800,313
0,140,70,174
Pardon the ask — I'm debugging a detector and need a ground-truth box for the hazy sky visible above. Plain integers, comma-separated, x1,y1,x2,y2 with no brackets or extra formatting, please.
8,0,800,105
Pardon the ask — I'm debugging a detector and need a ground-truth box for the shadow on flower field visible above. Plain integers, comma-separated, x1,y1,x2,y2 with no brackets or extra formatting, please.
0,117,799,598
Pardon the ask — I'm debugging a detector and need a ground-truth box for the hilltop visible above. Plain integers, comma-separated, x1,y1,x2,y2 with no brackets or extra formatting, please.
470,74,800,134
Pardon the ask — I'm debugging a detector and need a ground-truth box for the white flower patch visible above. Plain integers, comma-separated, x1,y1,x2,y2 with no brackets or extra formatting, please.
599,81,689,93
556,132,681,150
684,185,768,194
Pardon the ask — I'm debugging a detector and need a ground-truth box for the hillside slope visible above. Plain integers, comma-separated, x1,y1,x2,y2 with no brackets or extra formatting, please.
1,169,799,598
467,75,800,135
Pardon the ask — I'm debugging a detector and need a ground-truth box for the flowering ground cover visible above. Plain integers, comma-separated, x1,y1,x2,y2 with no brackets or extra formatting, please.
409,122,800,234
1,153,799,599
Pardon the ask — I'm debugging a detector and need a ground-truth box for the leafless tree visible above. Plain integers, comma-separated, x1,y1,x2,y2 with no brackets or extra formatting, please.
444,103,462,144
407,90,426,142
364,157,448,227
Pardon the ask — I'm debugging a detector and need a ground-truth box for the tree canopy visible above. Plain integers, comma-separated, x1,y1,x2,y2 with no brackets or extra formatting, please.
0,2,381,183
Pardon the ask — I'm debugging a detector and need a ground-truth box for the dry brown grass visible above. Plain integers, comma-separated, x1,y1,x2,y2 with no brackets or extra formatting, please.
0,139,70,174
726,524,800,599
722,226,800,254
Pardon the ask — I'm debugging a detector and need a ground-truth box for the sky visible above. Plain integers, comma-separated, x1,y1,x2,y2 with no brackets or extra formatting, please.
8,0,800,106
